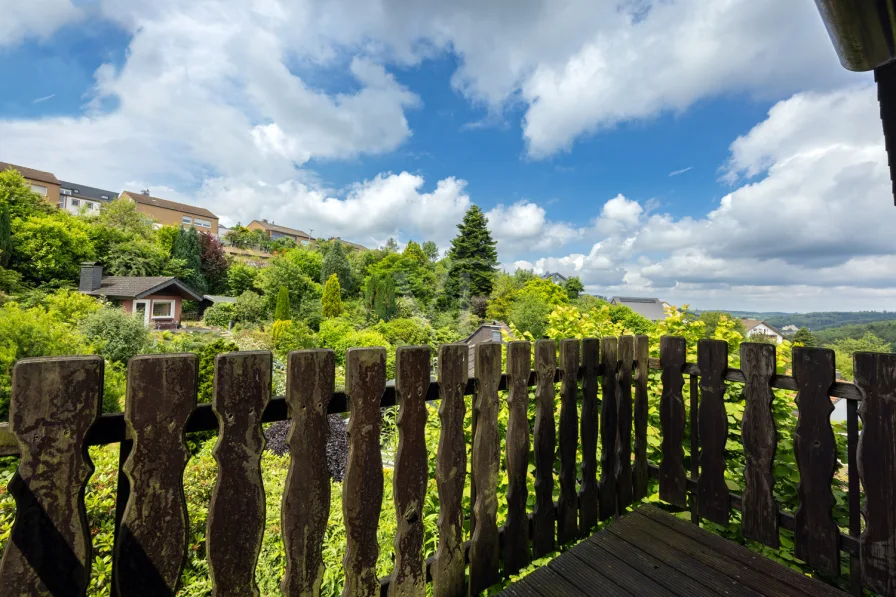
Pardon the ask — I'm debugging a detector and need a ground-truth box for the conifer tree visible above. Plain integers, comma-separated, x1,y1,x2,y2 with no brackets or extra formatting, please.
0,205,12,268
171,227,207,293
275,286,291,320
365,272,396,322
442,205,498,304
321,240,351,295
322,274,343,318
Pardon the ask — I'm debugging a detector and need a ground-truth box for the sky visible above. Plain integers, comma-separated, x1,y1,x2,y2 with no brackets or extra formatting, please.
2,0,895,312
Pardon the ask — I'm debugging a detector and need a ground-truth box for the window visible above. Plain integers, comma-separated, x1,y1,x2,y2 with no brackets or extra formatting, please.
31,184,47,196
71,199,80,207
73,189,79,194
492,330,502,342
61,188,72,195
151,300,174,318
182,216,192,225
101,195,109,199
194,218,211,228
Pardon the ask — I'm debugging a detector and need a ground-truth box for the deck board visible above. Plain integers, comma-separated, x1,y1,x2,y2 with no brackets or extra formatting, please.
498,504,849,597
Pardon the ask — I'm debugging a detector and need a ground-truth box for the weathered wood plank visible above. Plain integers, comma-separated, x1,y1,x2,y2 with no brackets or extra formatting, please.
432,344,468,597
342,348,386,597
740,342,779,548
281,350,334,597
580,338,600,533
469,342,502,594
855,351,896,597
558,339,580,543
599,336,618,520
632,335,649,502
208,351,271,597
532,339,557,559
0,357,103,596
116,355,197,596
617,336,634,511
504,341,531,575
390,346,430,597
659,337,687,508
792,347,839,575
696,340,729,526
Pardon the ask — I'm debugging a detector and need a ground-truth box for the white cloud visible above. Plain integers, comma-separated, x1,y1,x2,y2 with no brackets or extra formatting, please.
485,201,581,257
0,0,82,47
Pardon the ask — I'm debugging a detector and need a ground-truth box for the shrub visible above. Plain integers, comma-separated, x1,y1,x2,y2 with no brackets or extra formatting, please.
12,213,96,285
375,317,430,346
203,302,236,327
44,288,104,325
80,307,151,364
227,262,259,295
274,286,291,321
197,339,239,403
272,320,317,354
322,274,343,318
234,291,267,323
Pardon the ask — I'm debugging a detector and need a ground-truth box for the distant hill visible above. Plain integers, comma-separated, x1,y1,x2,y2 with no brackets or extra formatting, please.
701,311,896,331
815,321,896,351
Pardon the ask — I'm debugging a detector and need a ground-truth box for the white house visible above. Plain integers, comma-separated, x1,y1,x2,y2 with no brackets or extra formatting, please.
742,319,784,344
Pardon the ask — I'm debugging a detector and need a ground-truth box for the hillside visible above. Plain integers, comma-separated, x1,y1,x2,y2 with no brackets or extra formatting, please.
815,321,896,351
717,311,896,331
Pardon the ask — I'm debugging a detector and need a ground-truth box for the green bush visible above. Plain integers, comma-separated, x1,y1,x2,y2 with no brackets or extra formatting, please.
80,307,151,364
321,274,343,318
203,302,236,327
197,339,240,403
272,320,317,355
234,291,267,324
274,286,291,321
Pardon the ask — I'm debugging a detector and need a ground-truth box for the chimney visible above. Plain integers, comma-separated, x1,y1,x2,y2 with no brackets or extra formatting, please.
141,189,151,196
80,262,103,292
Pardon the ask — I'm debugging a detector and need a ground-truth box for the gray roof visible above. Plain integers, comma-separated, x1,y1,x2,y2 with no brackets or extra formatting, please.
84,276,203,301
202,294,237,303
610,296,667,321
542,272,568,282
59,181,119,202
121,191,218,220
250,220,312,239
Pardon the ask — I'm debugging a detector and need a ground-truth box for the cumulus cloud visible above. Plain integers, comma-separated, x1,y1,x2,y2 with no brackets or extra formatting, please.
0,0,82,47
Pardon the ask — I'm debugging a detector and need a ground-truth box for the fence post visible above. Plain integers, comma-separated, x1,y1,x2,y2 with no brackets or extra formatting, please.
504,341,531,575
558,339,580,542
697,339,729,526
599,336,618,520
532,340,557,559
617,335,634,511
659,336,687,508
580,338,600,533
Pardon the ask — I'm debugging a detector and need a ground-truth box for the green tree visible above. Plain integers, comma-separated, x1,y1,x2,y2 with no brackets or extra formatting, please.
0,205,11,268
321,240,352,295
103,239,169,277
227,262,259,295
12,213,96,285
443,205,499,304
92,198,156,241
383,237,399,254
0,169,53,220
275,286,291,320
563,276,584,300
421,240,439,262
322,274,344,318
80,307,151,364
365,272,397,322
793,327,818,347
171,227,207,293
826,333,891,380
257,252,322,314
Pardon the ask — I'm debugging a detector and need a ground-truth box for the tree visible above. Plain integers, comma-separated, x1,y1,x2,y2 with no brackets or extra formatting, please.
274,286,291,320
826,333,891,380
421,240,439,262
699,311,746,342
170,227,207,292
0,169,53,220
80,307,151,364
0,205,12,268
104,239,169,277
793,327,818,347
509,293,552,338
199,232,229,294
365,272,397,322
256,252,322,313
321,240,352,295
563,276,584,300
443,205,499,304
12,213,96,285
228,262,259,295
234,291,267,323
322,274,344,318
383,237,399,254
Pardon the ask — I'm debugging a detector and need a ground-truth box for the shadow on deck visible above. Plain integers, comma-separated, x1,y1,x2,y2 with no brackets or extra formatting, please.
500,505,848,597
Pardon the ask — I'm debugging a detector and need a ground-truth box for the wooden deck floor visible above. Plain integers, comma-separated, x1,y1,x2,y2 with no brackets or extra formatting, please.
499,504,848,597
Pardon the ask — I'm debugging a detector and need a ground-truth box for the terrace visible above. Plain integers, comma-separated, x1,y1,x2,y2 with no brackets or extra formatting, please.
0,335,891,596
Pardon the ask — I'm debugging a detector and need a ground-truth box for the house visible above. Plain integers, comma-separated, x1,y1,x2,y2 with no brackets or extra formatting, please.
781,324,799,335
198,294,237,317
58,181,118,214
742,319,785,344
542,272,568,285
247,220,314,245
463,321,512,376
1,161,60,208
610,296,668,321
120,190,219,235
78,262,203,329
328,237,367,251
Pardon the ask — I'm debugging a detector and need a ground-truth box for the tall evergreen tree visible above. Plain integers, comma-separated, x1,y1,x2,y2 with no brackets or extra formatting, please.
365,272,396,322
322,274,343,318
443,205,498,303
421,240,439,262
793,327,818,347
171,227,207,293
321,240,351,295
0,205,12,268
275,286,291,320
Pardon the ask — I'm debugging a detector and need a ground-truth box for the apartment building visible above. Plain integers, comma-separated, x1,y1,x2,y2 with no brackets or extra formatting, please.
0,162,60,207
59,181,118,214
120,190,219,235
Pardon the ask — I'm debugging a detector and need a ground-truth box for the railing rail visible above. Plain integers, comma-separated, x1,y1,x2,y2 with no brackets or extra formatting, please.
0,337,892,597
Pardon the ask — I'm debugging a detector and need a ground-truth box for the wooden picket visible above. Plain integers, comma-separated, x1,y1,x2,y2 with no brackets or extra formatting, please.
0,335,892,596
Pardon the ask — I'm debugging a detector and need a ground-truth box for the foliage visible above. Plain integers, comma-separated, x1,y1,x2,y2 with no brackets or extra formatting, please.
272,320,317,355
92,198,156,241
562,276,584,299
365,272,397,322
747,333,779,345
792,327,818,347
274,286,291,321
761,310,896,331
197,339,240,403
43,288,103,325
234,291,267,324
508,293,553,338
227,262,259,296
443,205,498,304
322,274,343,318
367,251,437,307
12,213,96,285
699,311,747,346
256,251,322,313
375,317,431,346
172,227,207,294
203,302,236,327
321,241,352,295
102,239,170,277
80,307,151,364
815,320,896,350
225,225,271,251
0,205,11,268
421,240,439,262
155,225,180,254
825,333,891,380
0,169,52,220
198,232,229,294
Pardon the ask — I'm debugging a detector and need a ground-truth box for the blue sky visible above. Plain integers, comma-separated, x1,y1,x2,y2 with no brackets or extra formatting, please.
2,0,894,311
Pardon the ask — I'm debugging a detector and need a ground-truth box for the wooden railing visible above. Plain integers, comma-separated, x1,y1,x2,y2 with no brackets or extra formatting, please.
0,337,894,596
